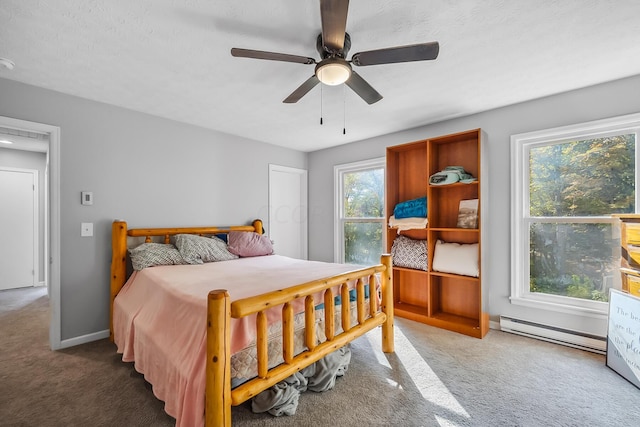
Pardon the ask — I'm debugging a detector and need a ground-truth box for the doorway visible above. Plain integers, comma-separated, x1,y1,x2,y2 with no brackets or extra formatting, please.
0,116,61,350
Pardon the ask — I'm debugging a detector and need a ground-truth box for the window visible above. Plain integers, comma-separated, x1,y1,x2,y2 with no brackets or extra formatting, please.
334,158,385,265
512,114,640,316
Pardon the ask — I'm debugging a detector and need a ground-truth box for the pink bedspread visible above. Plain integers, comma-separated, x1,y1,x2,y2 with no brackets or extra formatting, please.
113,255,362,427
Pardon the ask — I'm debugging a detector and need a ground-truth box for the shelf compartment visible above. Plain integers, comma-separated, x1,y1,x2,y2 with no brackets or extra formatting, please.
393,269,428,307
430,275,480,320
427,185,479,229
386,142,427,215
428,130,480,179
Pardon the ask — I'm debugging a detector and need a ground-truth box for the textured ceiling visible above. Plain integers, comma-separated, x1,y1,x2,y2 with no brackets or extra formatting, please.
1,0,640,152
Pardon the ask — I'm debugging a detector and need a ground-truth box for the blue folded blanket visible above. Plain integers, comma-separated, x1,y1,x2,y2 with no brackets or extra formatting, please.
394,196,427,219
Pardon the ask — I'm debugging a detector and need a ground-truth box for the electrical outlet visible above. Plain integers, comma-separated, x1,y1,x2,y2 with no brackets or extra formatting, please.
81,222,93,237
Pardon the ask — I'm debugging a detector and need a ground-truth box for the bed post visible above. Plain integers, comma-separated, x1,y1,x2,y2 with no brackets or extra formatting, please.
380,253,394,353
252,219,263,234
110,220,128,342
206,290,232,427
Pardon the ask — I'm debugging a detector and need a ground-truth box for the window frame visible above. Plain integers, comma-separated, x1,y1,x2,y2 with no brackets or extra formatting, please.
334,157,385,264
511,113,640,318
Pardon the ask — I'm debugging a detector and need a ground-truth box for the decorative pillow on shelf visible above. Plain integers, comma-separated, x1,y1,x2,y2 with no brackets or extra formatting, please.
175,234,239,265
390,235,428,271
129,243,186,271
432,239,479,277
227,231,274,257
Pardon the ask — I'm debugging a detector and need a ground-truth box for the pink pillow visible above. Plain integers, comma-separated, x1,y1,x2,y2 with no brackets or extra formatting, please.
227,231,274,257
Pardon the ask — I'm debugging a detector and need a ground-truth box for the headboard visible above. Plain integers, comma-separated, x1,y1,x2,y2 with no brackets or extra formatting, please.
109,219,264,341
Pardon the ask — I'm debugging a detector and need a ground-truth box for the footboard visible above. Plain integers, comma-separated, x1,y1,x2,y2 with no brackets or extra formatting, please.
206,255,394,427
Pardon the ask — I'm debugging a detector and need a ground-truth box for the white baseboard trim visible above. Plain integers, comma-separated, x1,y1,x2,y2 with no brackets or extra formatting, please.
58,329,109,349
499,316,606,354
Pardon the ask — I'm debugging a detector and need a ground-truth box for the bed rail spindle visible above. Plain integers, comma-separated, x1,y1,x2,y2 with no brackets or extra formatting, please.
356,277,366,324
304,296,316,351
341,283,351,332
282,302,294,364
369,275,377,315
163,234,170,244
324,289,335,341
256,311,268,378
145,236,152,243
206,290,232,427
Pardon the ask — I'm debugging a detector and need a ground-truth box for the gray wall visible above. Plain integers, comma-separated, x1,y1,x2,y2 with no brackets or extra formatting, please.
3,73,640,342
0,148,46,282
0,78,307,341
308,74,640,334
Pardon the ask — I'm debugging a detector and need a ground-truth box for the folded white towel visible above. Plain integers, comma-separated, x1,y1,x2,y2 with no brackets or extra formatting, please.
388,215,428,234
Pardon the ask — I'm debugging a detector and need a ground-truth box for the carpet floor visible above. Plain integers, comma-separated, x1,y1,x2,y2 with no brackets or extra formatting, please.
2,286,639,426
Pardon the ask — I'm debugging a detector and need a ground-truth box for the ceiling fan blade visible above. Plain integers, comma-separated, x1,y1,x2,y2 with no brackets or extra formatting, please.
351,41,439,66
231,48,315,65
320,0,349,52
345,71,382,105
283,75,321,103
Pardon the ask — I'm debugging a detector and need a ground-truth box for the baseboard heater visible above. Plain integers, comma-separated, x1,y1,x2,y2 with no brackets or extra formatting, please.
499,316,606,355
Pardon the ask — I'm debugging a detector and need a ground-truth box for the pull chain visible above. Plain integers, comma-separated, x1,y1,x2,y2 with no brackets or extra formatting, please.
343,84,346,135
320,71,324,125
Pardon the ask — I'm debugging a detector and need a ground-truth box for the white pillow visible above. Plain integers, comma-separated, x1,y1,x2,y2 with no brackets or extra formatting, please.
432,240,479,277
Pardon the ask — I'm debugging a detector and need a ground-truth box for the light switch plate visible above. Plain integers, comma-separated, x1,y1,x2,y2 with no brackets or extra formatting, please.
81,191,93,205
81,222,93,237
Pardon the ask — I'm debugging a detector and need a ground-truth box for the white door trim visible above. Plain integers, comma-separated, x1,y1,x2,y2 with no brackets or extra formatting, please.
0,167,38,289
0,116,61,350
268,164,308,260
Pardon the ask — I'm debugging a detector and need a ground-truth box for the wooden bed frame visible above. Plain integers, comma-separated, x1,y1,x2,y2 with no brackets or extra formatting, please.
110,219,394,426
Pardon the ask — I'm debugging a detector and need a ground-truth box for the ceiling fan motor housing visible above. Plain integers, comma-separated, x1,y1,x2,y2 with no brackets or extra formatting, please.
317,32,351,58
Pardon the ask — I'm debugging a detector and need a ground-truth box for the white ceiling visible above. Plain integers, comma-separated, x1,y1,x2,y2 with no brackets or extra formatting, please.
1,0,640,152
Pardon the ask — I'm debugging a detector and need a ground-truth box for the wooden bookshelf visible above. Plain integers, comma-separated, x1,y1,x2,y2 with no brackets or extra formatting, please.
386,129,488,338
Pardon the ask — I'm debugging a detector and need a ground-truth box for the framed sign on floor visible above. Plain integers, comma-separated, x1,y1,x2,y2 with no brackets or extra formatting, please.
607,289,640,389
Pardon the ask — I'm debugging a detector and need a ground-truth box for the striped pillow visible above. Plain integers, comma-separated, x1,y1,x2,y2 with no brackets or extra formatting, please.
129,243,186,271
175,234,239,264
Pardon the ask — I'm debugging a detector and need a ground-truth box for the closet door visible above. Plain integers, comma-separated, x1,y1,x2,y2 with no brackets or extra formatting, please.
268,164,308,259
0,168,37,290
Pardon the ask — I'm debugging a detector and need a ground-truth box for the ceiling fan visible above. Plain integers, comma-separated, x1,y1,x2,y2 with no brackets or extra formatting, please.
230,0,439,105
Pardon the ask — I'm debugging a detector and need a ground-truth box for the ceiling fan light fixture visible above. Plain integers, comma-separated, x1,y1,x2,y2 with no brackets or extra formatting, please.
315,59,351,86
